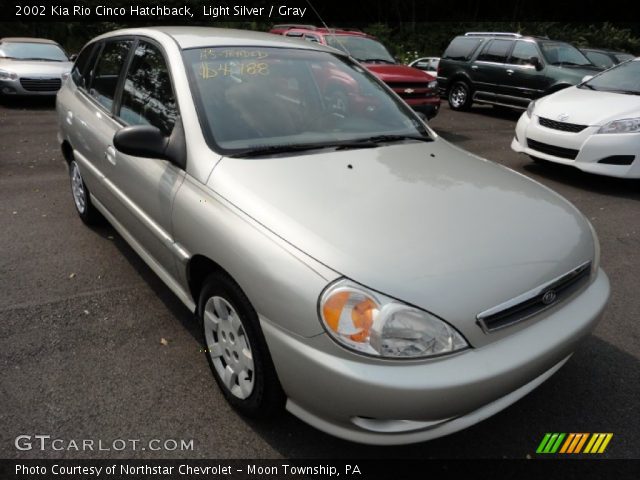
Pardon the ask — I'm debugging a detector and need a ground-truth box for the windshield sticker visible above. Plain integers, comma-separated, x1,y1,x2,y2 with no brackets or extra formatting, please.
200,49,269,60
199,61,270,79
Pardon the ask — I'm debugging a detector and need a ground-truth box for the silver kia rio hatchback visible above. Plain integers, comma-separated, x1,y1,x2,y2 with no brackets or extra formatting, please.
56,27,609,445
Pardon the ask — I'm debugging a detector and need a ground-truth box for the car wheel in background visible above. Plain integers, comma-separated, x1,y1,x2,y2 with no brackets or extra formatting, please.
448,81,473,111
199,272,285,418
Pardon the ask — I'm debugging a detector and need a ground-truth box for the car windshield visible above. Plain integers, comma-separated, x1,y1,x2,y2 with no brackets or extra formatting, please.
184,47,430,155
539,41,591,67
0,42,68,61
324,36,396,64
581,59,640,94
615,53,635,63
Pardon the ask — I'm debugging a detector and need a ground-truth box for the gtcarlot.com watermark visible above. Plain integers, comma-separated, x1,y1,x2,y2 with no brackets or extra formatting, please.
15,435,194,452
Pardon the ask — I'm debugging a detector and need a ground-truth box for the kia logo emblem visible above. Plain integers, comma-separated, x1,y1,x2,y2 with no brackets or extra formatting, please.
542,290,557,305
557,113,569,122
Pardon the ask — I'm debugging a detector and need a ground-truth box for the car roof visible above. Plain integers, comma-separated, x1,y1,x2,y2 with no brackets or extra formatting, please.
460,33,550,41
93,26,345,53
0,37,60,45
271,25,371,37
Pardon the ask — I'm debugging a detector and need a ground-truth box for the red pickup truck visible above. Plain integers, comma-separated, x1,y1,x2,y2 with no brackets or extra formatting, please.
270,25,440,119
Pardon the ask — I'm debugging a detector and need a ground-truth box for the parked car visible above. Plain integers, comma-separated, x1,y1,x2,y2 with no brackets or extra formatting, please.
270,25,440,119
0,37,72,96
580,48,634,70
512,58,640,178
57,27,609,445
437,32,602,111
409,56,440,72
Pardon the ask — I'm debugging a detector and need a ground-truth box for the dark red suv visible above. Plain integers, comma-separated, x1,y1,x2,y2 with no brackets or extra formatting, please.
270,25,440,119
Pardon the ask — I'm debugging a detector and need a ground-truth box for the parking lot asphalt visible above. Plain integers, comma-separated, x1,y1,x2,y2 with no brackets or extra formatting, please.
1,97,638,459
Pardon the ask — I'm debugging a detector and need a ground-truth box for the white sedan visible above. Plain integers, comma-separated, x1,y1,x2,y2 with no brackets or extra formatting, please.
511,58,640,178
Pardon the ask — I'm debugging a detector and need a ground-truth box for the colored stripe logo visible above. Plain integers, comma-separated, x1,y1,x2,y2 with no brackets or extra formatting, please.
536,433,613,454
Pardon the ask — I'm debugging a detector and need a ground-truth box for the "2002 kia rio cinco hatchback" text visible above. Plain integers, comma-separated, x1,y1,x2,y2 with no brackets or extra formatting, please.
56,27,610,445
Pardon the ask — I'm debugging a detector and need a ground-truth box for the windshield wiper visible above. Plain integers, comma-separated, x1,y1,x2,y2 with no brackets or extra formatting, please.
230,143,337,158
20,57,63,62
550,61,590,67
350,134,433,144
603,89,640,96
580,83,598,90
230,135,432,157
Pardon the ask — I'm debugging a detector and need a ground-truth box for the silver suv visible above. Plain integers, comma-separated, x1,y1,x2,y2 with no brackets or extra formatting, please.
57,27,609,445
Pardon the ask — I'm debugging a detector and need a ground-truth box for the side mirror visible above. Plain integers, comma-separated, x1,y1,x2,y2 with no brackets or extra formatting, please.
114,125,168,159
581,75,593,83
69,54,78,62
529,56,543,71
113,119,187,169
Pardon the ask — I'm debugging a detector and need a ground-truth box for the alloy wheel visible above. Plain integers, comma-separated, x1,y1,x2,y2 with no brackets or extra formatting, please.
203,296,255,400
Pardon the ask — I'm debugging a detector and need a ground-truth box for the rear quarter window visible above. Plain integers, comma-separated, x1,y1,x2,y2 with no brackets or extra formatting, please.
442,37,483,61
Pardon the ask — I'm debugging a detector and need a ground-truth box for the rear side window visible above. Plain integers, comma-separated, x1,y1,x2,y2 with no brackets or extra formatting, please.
477,39,513,63
118,41,177,136
88,40,133,110
71,43,98,88
442,37,482,61
509,41,540,65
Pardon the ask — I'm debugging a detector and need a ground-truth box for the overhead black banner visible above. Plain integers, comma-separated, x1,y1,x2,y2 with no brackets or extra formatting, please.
2,0,640,23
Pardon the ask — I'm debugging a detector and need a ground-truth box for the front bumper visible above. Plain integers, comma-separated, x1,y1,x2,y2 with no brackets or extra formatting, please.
0,77,62,96
403,96,440,119
511,113,640,178
261,268,609,445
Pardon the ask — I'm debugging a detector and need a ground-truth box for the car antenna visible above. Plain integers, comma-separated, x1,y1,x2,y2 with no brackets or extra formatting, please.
304,0,351,55
305,0,330,31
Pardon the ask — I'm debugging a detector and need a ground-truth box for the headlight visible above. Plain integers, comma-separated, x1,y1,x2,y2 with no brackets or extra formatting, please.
319,279,468,358
427,80,438,90
597,117,640,134
0,69,17,80
526,100,536,118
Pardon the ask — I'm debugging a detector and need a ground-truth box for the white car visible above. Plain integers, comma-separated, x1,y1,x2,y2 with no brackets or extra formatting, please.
409,56,439,72
511,58,640,178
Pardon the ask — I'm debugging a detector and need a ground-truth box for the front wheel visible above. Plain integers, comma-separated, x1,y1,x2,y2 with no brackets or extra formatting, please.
199,272,285,418
448,81,473,111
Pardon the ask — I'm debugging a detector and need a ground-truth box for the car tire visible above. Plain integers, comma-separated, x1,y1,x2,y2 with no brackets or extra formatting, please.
448,81,473,111
69,160,101,225
199,272,285,418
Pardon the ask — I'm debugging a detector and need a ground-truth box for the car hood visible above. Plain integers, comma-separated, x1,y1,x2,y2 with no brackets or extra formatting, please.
536,86,640,125
364,63,435,82
210,141,594,346
0,59,72,76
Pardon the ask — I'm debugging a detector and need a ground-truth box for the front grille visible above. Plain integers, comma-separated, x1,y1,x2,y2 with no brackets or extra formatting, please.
477,262,591,333
539,117,587,133
387,82,433,89
387,82,436,99
19,78,61,92
526,138,579,160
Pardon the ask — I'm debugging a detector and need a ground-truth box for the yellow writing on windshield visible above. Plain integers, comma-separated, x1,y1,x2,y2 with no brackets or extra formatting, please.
200,49,269,60
199,61,270,79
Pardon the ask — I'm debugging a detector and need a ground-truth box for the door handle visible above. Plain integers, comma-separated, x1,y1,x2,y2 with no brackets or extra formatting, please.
105,145,116,166
65,110,73,125
506,69,514,75
471,65,479,70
